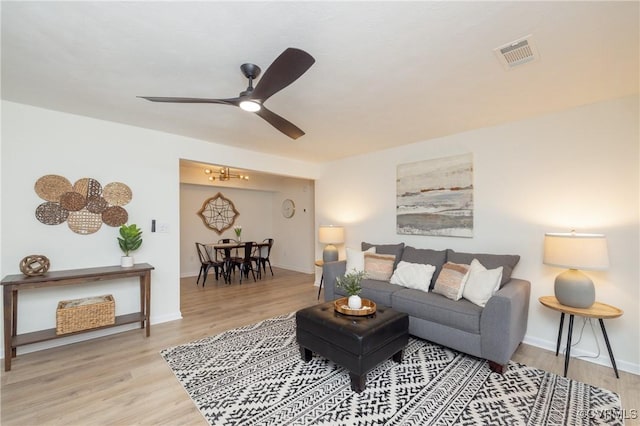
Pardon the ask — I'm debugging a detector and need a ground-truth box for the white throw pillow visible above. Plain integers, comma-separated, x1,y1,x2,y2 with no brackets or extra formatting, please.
390,261,436,292
462,259,503,307
345,247,375,273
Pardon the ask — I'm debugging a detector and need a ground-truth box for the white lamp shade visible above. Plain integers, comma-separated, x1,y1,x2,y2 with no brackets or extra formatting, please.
318,226,345,244
543,232,609,270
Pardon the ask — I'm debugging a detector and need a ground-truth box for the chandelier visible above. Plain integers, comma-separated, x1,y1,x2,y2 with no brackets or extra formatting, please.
204,167,249,182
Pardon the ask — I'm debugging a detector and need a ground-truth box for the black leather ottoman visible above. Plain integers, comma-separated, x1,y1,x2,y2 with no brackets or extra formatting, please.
296,301,409,392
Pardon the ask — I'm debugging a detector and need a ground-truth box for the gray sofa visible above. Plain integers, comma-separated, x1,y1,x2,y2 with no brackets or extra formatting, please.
323,242,530,373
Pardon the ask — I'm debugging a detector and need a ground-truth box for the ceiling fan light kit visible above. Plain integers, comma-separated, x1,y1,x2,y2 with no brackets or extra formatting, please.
239,100,261,112
139,48,315,139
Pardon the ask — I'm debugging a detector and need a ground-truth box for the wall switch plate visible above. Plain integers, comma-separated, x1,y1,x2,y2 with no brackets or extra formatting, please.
156,221,169,233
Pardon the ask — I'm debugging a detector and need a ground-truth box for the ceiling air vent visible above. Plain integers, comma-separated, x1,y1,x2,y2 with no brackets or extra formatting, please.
494,35,539,70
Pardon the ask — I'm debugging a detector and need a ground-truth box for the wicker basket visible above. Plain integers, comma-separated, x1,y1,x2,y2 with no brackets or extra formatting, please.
56,295,115,335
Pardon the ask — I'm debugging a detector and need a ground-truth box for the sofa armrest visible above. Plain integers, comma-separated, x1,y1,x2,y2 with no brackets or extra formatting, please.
322,260,347,302
480,278,531,366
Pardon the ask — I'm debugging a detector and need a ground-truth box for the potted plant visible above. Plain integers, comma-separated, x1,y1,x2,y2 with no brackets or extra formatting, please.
118,223,143,267
336,270,366,309
233,225,242,242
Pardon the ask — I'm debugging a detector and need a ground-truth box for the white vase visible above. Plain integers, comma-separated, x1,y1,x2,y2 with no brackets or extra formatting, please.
121,256,134,267
348,295,362,309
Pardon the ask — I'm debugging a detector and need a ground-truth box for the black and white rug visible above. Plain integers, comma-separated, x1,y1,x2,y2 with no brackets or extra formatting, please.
161,313,622,425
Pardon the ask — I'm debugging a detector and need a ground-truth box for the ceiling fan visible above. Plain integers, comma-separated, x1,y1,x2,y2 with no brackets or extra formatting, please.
139,47,315,140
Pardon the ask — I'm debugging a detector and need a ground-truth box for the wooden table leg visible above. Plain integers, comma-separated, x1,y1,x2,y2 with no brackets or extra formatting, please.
599,319,619,379
563,314,575,377
139,275,145,330
4,286,14,371
144,271,151,337
555,312,565,356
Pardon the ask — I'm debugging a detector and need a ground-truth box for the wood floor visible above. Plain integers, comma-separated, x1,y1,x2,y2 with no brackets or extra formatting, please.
2,268,639,425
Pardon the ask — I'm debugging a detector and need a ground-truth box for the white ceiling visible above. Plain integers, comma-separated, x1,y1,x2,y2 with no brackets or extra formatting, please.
2,1,638,163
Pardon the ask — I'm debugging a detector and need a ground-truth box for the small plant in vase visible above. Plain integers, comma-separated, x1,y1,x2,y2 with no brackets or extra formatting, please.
233,225,242,242
336,270,366,309
118,223,143,267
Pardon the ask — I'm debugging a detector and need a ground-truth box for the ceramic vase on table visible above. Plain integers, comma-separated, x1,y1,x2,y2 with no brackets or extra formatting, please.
121,256,134,267
348,295,362,309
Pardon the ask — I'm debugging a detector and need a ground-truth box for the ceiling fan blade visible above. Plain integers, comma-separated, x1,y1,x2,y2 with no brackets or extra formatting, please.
255,106,305,140
138,96,240,106
250,48,315,102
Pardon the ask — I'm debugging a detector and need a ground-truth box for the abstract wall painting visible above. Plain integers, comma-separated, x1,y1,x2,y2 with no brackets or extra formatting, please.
397,153,473,237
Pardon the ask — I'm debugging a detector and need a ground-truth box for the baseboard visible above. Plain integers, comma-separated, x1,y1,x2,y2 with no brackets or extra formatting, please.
522,334,640,375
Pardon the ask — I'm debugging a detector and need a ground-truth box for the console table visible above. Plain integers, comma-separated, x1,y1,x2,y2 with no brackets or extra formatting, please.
2,263,154,371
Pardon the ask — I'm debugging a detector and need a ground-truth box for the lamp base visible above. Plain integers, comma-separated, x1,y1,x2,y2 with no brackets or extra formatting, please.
323,244,338,262
554,269,595,308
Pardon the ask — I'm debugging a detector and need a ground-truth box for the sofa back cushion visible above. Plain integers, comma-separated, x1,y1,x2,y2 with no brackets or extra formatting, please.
446,249,519,286
400,246,447,289
361,242,405,270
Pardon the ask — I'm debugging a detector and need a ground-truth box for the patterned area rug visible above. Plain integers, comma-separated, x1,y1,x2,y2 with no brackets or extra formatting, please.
161,313,622,425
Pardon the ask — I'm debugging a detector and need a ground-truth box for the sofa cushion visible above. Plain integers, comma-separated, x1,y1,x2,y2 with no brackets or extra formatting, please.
362,242,404,270
432,262,470,301
446,249,519,286
357,278,404,307
400,246,447,289
389,261,435,292
346,247,375,273
364,253,396,281
392,288,483,334
462,259,503,307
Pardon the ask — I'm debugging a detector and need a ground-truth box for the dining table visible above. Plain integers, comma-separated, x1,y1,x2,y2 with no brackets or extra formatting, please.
206,241,269,283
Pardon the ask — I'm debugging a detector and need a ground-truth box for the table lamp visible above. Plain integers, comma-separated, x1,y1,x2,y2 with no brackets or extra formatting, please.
543,231,609,308
319,225,344,262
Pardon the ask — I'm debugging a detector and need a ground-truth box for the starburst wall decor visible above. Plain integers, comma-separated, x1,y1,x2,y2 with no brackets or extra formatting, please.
197,192,239,234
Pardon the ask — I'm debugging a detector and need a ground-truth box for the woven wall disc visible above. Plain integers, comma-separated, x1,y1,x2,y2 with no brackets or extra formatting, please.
60,191,87,211
67,209,102,234
19,255,50,276
86,195,109,213
102,206,128,227
35,201,69,225
73,178,103,198
103,182,132,206
35,175,72,202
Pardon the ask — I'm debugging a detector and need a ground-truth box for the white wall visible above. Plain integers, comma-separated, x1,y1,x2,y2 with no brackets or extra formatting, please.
0,101,320,358
316,95,639,374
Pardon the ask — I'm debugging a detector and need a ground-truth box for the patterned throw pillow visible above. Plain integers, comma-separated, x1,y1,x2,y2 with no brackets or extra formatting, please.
364,252,396,281
432,262,470,300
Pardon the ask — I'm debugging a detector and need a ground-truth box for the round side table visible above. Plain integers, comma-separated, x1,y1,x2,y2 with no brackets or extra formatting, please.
538,295,623,378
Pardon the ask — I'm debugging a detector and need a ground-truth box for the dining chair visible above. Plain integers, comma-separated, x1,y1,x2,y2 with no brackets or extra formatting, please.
231,241,257,284
195,242,224,286
257,238,274,276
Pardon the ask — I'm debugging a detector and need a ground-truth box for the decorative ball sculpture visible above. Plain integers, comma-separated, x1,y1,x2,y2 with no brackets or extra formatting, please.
19,255,51,277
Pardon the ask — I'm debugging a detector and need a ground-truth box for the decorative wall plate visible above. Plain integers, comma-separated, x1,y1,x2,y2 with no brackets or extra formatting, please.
197,192,239,234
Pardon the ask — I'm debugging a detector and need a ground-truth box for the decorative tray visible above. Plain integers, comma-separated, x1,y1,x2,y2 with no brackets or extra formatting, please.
334,297,377,316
